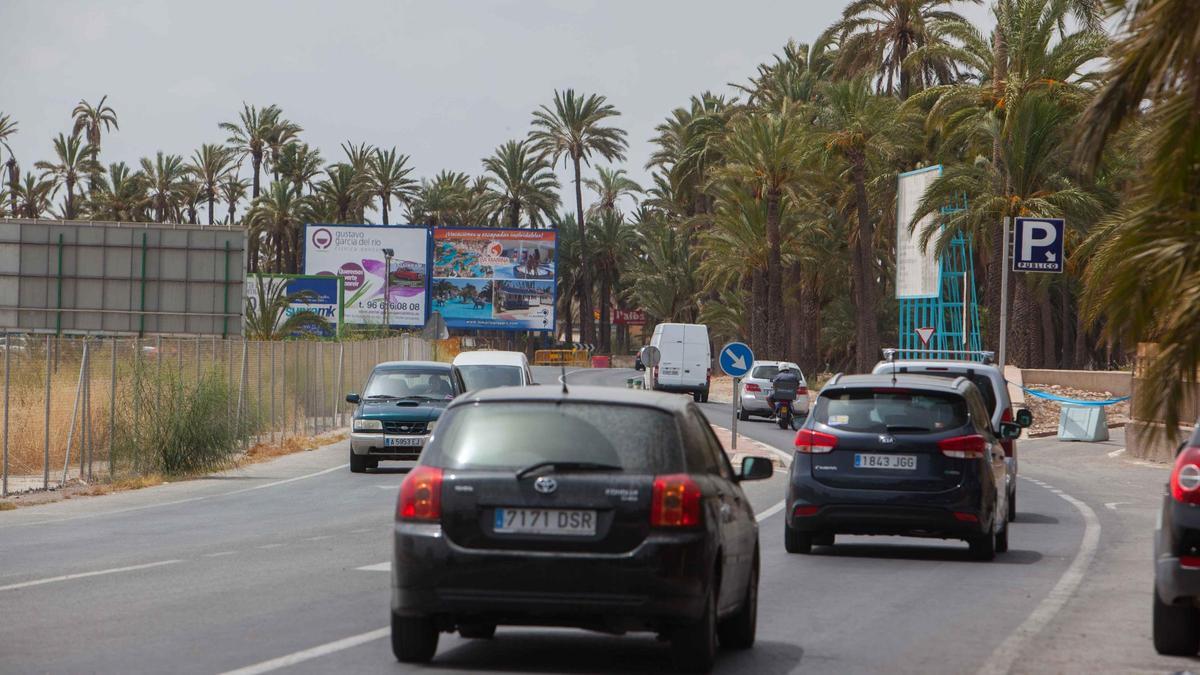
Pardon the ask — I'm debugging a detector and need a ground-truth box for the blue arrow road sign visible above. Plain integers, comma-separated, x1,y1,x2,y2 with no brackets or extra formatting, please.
1012,217,1064,273
719,342,754,378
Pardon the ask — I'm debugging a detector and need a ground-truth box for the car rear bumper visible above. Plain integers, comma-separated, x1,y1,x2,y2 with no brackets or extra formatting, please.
653,383,707,395
1156,556,1200,604
350,432,429,460
392,522,712,630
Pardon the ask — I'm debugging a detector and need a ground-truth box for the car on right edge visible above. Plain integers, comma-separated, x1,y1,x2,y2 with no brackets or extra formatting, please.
1154,421,1200,655
785,373,1019,561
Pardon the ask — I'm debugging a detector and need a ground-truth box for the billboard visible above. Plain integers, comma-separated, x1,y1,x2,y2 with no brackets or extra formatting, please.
895,165,942,299
303,224,428,327
431,228,556,331
244,274,343,338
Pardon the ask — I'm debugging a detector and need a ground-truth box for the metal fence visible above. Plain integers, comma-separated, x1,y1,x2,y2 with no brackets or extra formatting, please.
0,333,433,496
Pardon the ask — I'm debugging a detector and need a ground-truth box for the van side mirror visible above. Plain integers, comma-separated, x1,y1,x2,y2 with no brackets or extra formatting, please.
739,456,773,482
345,393,360,405
998,422,1022,440
1015,408,1033,428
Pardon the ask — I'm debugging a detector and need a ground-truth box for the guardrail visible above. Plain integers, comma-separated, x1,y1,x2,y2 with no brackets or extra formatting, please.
532,349,590,367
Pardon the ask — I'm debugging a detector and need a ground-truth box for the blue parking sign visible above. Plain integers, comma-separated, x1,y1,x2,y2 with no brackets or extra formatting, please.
1012,218,1064,273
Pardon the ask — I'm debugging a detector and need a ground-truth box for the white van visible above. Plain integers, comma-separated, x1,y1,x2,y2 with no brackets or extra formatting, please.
644,323,711,402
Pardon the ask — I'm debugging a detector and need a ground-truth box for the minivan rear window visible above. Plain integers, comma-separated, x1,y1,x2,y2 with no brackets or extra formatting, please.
427,402,683,473
813,389,968,433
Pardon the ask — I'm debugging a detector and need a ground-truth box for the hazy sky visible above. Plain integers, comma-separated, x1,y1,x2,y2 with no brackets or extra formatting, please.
1,0,993,220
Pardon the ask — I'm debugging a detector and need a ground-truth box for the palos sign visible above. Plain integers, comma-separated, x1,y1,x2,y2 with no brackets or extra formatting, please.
303,224,428,327
431,228,556,331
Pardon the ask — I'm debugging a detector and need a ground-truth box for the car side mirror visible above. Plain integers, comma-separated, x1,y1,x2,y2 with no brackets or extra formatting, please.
998,422,1021,440
345,393,360,405
1015,408,1033,428
739,456,773,482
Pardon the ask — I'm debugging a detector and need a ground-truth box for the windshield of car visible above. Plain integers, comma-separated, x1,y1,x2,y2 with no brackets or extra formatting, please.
751,365,779,379
427,402,683,472
813,388,968,433
457,364,524,390
362,369,455,400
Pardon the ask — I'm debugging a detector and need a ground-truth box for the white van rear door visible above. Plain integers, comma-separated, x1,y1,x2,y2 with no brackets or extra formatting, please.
657,325,685,385
681,325,710,388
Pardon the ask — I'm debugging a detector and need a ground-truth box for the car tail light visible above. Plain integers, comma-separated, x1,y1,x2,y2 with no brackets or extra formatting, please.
745,383,761,392
793,505,820,517
939,435,987,459
397,466,443,521
651,474,702,527
1181,556,1200,569
795,429,837,454
953,512,979,523
1170,446,1200,504
797,386,808,396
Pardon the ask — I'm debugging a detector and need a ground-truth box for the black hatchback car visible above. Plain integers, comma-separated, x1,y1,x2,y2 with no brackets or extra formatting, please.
390,385,773,672
785,374,1019,561
1154,421,1200,655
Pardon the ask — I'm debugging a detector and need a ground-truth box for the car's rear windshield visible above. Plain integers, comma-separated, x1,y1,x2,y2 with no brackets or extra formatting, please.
363,369,455,400
457,364,523,390
813,388,968,433
907,372,998,415
427,402,683,472
751,365,779,379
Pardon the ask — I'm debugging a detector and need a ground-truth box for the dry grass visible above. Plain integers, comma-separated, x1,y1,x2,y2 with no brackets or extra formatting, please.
245,431,347,462
0,501,15,511
81,474,165,496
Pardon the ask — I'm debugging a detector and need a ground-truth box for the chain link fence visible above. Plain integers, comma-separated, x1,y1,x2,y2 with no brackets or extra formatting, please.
0,334,434,496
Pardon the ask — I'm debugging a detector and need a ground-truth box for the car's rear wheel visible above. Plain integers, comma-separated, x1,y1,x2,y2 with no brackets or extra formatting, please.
738,408,750,421
700,390,710,403
671,582,717,672
784,524,812,554
458,623,496,640
391,611,438,663
349,451,368,473
995,520,1009,554
968,525,996,561
1154,586,1200,655
1008,489,1017,522
718,557,757,650
693,391,703,403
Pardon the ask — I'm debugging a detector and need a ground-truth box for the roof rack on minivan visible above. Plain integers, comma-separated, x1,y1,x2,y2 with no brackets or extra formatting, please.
881,348,995,365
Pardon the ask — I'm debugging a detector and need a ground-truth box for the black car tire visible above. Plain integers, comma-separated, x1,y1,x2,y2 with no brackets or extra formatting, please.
738,408,750,422
814,532,834,547
995,520,1009,554
968,525,996,561
1008,489,1017,522
671,582,718,672
717,558,758,650
350,451,368,473
784,524,812,554
777,416,790,430
1153,586,1200,655
693,391,703,403
391,611,439,663
458,623,496,640
701,390,710,403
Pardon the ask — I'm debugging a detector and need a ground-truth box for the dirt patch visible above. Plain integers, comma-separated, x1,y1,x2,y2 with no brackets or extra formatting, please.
1022,385,1129,437
244,431,348,462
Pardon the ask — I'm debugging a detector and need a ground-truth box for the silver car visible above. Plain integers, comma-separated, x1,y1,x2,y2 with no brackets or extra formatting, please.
738,361,809,421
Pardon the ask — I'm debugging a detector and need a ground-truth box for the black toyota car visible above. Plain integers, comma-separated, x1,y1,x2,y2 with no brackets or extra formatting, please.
1153,421,1200,655
785,373,1018,561
390,385,773,672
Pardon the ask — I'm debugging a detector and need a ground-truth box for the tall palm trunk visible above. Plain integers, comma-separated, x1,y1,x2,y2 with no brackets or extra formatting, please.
1039,289,1056,369
1010,277,1037,367
765,189,784,358
65,177,76,219
1059,282,1075,368
850,158,879,372
561,290,574,346
599,273,612,353
207,194,215,226
380,194,390,225
572,154,595,346
750,268,767,355
251,151,262,199
787,261,803,364
508,202,520,229
800,279,822,375
6,160,17,215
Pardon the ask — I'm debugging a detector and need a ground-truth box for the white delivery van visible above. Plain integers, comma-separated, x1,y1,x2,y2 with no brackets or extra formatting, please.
644,323,711,402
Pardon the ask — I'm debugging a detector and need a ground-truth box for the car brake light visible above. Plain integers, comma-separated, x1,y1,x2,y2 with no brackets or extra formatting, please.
745,383,761,392
397,466,443,521
1182,556,1200,569
939,435,987,459
953,512,979,522
797,386,808,395
793,505,820,517
795,429,837,454
651,474,702,527
1171,446,1200,504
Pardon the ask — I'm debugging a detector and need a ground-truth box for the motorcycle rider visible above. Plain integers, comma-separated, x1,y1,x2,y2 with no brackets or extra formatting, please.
767,366,802,413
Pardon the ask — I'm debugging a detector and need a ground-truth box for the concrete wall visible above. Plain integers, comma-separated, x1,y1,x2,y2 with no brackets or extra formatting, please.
1021,369,1132,396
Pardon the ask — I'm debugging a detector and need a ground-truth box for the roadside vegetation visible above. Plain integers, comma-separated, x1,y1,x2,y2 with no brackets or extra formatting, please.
0,0,1195,427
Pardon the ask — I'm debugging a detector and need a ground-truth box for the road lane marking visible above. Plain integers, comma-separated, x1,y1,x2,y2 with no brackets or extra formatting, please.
976,481,1101,675
258,543,285,549
350,528,374,534
306,535,333,542
0,559,182,592
1104,501,1129,511
375,485,401,490
357,562,391,572
1107,448,1126,458
756,500,785,522
218,627,390,675
204,551,237,558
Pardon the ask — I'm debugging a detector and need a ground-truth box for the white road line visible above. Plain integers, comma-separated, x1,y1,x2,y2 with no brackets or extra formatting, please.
258,543,285,550
1104,502,1129,511
357,562,390,572
375,485,401,490
756,500,786,523
976,481,1101,675
306,535,333,542
349,528,374,534
557,368,586,384
0,559,181,592
204,551,237,558
1107,448,1126,458
218,627,390,675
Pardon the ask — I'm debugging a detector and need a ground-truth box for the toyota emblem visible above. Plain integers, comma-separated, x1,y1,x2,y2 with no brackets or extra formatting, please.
533,476,558,494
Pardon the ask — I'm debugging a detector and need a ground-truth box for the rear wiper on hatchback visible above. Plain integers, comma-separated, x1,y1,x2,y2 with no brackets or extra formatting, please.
885,424,932,432
515,460,623,480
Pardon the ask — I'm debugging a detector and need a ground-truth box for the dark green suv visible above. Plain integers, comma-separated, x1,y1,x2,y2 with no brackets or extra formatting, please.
346,361,465,473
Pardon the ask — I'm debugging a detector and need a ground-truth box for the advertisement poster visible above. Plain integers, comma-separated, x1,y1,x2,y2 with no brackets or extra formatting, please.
303,224,428,327
431,228,556,331
244,274,344,338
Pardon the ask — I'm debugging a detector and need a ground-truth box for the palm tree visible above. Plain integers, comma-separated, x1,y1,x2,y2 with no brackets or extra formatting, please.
314,164,370,224
529,89,628,346
89,162,147,221
35,132,99,219
139,151,189,223
366,148,418,225
276,142,324,195
1075,0,1200,437
220,174,249,225
647,93,735,217
12,172,57,218
623,216,700,324
220,103,282,199
245,182,314,273
71,96,119,151
589,210,634,351
553,212,581,343
244,274,330,339
264,117,302,184
481,139,560,228
824,0,978,100
406,171,473,226
188,144,234,225
584,166,641,217
0,113,18,215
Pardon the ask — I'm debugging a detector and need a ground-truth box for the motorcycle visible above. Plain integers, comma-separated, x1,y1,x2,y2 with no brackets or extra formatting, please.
774,398,795,430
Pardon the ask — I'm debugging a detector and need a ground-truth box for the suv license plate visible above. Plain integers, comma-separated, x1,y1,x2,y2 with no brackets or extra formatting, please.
494,508,597,536
384,436,422,448
854,454,917,470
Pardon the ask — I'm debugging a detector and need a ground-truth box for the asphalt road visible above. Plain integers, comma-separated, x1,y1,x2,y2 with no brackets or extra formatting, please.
0,367,1193,674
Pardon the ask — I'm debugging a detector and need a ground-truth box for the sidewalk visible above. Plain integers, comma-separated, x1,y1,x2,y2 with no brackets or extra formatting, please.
709,423,790,469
